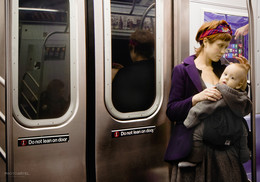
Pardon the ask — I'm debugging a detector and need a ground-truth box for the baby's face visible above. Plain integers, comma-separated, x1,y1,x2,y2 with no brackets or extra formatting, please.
219,64,245,89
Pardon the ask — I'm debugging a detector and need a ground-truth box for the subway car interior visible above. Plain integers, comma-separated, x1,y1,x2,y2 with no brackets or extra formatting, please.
0,0,260,181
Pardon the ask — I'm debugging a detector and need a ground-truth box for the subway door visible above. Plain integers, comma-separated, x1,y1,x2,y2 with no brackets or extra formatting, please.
6,0,86,181
94,0,172,181
0,0,6,181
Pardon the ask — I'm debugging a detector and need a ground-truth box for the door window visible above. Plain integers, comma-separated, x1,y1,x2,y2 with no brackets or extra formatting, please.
104,0,163,120
12,0,76,127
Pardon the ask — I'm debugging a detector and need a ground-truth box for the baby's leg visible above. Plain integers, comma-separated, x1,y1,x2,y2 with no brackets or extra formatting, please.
193,122,204,141
238,124,250,163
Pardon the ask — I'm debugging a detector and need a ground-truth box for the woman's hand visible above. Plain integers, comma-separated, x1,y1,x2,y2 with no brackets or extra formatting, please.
235,56,250,91
235,55,249,65
234,24,249,40
192,87,222,106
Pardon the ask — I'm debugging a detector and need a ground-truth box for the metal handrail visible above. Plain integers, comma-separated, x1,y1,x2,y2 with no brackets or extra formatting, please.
0,76,5,86
19,7,66,13
0,147,6,162
246,0,256,181
43,31,69,46
140,2,155,29
129,0,136,15
0,76,5,124
21,92,37,114
23,72,40,88
20,104,32,119
19,72,40,119
0,111,5,123
22,80,39,102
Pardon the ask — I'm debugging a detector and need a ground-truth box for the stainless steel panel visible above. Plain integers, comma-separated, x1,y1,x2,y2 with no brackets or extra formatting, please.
0,0,5,79
173,0,189,66
12,119,86,182
0,0,5,117
0,86,4,117
247,0,256,181
0,121,5,152
0,0,6,181
0,156,6,182
8,0,87,181
6,0,13,180
94,0,172,181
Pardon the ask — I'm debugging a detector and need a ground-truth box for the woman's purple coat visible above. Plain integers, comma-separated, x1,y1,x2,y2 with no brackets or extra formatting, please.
164,55,228,162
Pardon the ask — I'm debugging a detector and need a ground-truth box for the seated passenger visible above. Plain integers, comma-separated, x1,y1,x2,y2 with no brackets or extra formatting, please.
112,62,124,80
39,79,69,119
112,29,155,112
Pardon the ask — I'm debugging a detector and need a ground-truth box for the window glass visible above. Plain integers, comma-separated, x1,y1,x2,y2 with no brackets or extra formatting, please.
109,0,156,115
18,0,70,119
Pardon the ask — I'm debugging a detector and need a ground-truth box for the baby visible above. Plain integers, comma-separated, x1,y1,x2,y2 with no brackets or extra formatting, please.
179,59,252,167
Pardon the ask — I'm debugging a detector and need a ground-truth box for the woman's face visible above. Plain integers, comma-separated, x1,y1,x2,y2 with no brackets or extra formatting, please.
204,39,230,62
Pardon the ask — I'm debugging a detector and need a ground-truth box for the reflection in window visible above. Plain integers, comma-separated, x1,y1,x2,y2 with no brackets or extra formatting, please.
111,0,156,113
18,0,70,119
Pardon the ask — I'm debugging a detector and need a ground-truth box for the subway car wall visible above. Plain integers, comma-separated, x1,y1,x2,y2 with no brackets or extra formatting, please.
0,0,259,182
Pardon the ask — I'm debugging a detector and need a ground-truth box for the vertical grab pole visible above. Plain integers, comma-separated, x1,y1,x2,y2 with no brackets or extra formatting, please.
247,0,256,181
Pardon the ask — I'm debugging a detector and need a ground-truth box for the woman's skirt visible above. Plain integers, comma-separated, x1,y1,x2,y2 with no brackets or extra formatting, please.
170,145,249,182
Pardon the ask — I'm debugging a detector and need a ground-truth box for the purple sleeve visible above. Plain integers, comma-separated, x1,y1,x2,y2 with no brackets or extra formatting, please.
166,64,193,122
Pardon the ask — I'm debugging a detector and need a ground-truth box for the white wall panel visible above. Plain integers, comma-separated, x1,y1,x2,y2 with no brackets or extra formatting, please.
189,0,248,55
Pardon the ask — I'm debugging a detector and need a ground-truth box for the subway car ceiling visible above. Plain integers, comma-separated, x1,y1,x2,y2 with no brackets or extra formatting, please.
112,0,150,6
19,0,68,10
19,0,68,25
112,0,155,16
111,0,155,38
19,0,154,25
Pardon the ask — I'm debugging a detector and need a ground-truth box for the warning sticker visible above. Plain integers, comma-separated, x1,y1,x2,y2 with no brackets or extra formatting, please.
18,134,69,147
112,126,156,138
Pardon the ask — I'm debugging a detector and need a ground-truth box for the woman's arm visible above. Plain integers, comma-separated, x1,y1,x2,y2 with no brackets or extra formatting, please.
234,24,249,40
166,64,222,122
166,65,193,122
